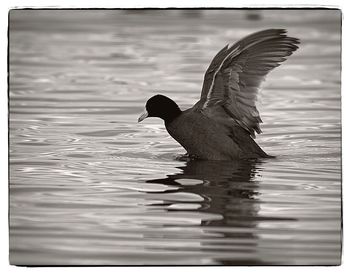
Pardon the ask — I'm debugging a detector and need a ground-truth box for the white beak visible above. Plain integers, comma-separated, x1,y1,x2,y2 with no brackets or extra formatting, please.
138,109,148,123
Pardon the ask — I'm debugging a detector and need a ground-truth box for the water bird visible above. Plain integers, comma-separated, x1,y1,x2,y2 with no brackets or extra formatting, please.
138,29,299,160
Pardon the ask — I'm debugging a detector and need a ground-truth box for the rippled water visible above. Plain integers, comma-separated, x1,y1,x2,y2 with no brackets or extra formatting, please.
9,9,342,265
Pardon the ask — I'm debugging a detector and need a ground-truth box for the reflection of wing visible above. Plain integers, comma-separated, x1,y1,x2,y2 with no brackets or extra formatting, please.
197,29,300,137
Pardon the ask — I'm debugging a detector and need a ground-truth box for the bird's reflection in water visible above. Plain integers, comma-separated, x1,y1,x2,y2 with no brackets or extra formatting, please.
146,158,273,265
147,158,262,226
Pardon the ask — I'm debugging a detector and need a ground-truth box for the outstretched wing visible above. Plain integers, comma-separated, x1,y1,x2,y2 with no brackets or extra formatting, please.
197,29,300,137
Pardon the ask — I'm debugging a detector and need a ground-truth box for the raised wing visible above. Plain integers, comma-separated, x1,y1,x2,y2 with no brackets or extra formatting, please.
197,29,300,137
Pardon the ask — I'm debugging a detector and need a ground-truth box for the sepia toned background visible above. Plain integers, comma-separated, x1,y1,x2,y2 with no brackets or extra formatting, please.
9,9,341,265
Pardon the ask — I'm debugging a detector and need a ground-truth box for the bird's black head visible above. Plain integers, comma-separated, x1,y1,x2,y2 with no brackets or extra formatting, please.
138,94,182,124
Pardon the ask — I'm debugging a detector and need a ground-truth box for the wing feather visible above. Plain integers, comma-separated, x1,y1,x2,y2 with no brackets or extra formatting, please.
197,29,300,137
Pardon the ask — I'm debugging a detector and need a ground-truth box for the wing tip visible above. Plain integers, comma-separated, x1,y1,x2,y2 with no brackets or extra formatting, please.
260,28,301,43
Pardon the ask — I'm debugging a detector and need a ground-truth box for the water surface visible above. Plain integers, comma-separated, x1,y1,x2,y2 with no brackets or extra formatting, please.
9,9,341,265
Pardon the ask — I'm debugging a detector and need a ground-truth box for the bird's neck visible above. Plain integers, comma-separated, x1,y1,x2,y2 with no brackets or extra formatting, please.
163,107,182,124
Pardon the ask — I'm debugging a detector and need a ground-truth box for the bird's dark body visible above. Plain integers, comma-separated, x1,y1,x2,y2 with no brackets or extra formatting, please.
166,109,269,160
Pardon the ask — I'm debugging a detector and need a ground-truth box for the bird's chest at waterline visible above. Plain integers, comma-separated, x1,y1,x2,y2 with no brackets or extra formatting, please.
165,112,242,160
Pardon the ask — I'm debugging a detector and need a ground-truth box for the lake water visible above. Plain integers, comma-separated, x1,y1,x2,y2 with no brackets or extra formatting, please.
9,9,342,265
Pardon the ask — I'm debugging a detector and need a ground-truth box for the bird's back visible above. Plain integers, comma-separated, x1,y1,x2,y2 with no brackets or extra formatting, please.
165,109,268,160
